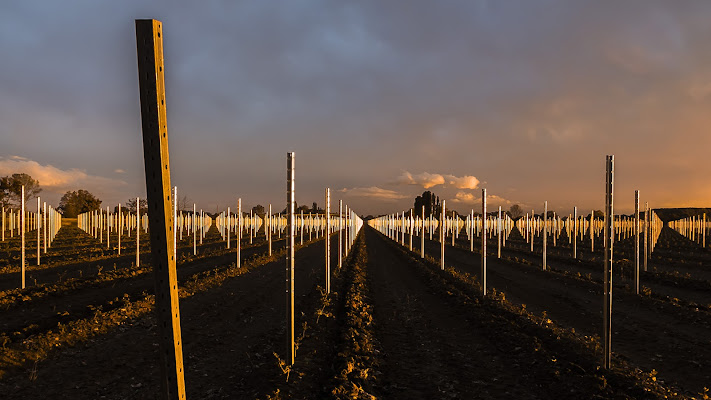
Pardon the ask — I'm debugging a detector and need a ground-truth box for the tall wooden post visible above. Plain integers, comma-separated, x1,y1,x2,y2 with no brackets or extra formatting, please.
136,19,186,399
543,201,547,271
227,206,231,249
286,152,296,365
440,202,446,270
481,189,487,296
325,188,331,294
603,155,614,370
634,190,640,294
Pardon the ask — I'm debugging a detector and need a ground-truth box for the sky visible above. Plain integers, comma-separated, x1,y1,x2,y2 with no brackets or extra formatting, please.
2,1,711,216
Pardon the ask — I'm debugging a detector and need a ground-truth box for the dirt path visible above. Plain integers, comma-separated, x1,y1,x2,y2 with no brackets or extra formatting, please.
365,227,552,399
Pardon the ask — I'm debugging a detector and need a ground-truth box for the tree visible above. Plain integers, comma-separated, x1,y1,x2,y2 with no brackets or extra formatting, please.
296,204,310,213
251,204,265,216
508,204,524,219
413,191,441,218
126,198,148,214
177,195,192,212
0,173,42,207
58,190,102,218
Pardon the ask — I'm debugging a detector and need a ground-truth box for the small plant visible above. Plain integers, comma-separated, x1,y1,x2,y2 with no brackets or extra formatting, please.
273,352,291,382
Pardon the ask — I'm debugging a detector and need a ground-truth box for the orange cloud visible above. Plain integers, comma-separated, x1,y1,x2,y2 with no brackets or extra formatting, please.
396,171,479,190
0,156,127,194
339,186,407,201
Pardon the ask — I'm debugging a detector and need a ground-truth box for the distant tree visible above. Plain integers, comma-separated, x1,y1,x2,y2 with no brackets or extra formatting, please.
251,204,265,216
126,198,148,214
0,173,42,207
113,204,130,213
508,204,524,219
593,210,604,219
296,204,310,213
58,190,102,218
177,195,192,212
413,191,441,218
312,202,321,212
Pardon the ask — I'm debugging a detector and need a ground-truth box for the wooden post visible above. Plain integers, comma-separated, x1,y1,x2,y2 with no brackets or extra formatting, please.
634,190,640,294
286,152,295,365
136,19,186,399
440,202,445,270
603,155,614,369
481,189,487,296
21,186,25,289
325,188,330,294
543,201,547,271
227,206,231,249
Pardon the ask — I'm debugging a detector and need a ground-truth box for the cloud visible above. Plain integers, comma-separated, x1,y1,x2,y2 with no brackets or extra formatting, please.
443,174,479,189
339,186,407,201
450,191,514,208
0,156,127,196
396,171,445,189
396,171,479,190
450,192,476,204
114,169,125,174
